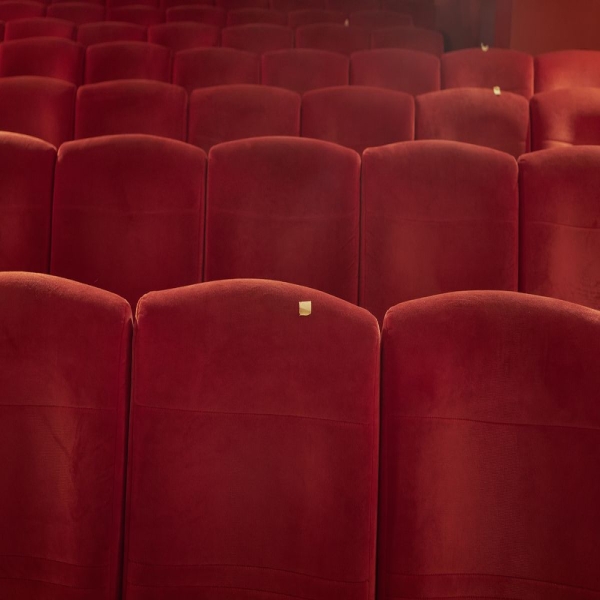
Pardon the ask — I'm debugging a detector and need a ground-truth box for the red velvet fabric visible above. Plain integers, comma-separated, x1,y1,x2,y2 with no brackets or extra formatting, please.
535,50,600,93
416,88,530,158
530,88,600,151
205,137,361,302
360,141,519,324
172,47,260,93
273,0,327,9
379,290,600,600
75,80,187,140
442,47,535,99
287,8,345,28
0,132,55,272
77,22,148,46
46,3,105,25
349,9,413,29
221,24,294,54
108,0,158,9
188,84,300,152
0,271,132,600
519,146,600,311
261,48,349,94
227,7,287,26
0,1,45,21
302,86,414,154
107,6,164,26
84,41,171,84
165,5,226,26
0,21,4,41
327,0,379,11
161,0,213,9
216,0,269,8
51,134,206,307
296,23,370,55
124,278,380,600
371,25,444,56
382,0,436,28
0,38,84,85
148,22,219,51
4,17,76,41
0,76,75,146
350,49,440,95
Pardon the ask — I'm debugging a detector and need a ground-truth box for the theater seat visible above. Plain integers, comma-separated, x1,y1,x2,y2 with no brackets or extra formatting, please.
221,24,294,54
349,9,412,29
188,84,300,152
382,0,436,27
302,86,414,154
351,49,440,95
0,76,76,146
442,47,534,99
287,8,345,28
51,134,206,307
107,6,163,25
530,88,600,150
535,50,600,92
273,0,327,8
519,146,600,311
296,23,370,55
416,88,530,158
148,22,219,51
84,41,171,83
360,141,518,323
77,21,147,46
0,133,55,272
46,2,105,25
165,5,226,26
262,48,349,94
327,0,379,11
205,137,361,302
371,25,444,56
0,21,4,41
0,37,84,84
379,290,600,600
4,17,76,40
0,271,131,600
75,80,187,140
216,0,269,8
173,47,260,93
161,0,213,8
227,7,287,26
125,278,379,600
0,1,45,22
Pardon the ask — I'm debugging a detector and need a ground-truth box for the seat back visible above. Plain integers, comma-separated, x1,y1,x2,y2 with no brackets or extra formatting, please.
148,22,219,51
4,17,76,40
287,8,345,28
125,278,380,600
107,6,164,25
296,23,370,55
227,7,287,26
77,22,148,46
165,5,226,26
371,25,444,56
46,2,105,25
349,9,412,29
360,141,518,323
0,1,45,22
535,50,600,92
221,23,294,54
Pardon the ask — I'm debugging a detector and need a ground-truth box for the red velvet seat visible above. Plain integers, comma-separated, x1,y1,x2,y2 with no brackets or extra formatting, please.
50,0,104,5
221,24,294,54
46,2,105,25
4,17,76,40
227,7,287,26
173,47,260,93
519,146,600,311
360,140,518,323
262,48,348,94
327,0,379,11
188,84,300,152
287,8,344,28
0,37,84,84
0,1,45,21
0,133,55,272
165,5,226,26
148,21,219,51
530,88,600,150
84,41,171,83
77,21,147,46
442,47,534,99
296,23,370,55
379,289,600,600
302,86,414,154
0,76,75,146
205,137,361,302
108,0,158,8
0,271,131,600
215,0,269,8
75,80,187,140
51,135,206,307
371,25,444,56
351,49,440,95
382,0,436,27
160,0,213,8
0,21,4,41
349,9,412,29
124,278,380,600
107,6,163,25
416,88,530,158
535,50,600,93
272,0,327,8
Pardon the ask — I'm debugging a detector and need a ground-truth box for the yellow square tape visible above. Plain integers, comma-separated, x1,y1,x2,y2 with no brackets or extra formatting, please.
299,301,312,316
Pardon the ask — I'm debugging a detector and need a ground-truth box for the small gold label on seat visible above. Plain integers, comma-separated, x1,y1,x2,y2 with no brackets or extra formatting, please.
481,43,489,52
299,301,312,316
493,86,501,95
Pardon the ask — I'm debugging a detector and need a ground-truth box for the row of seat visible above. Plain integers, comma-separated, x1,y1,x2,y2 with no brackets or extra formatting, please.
2,132,599,322
2,271,599,600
